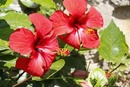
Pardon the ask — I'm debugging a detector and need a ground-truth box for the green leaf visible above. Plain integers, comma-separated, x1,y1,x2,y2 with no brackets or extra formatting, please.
0,27,14,41
98,20,128,63
0,0,13,8
20,0,39,8
31,0,56,9
0,39,9,50
0,49,13,55
44,59,65,79
107,74,118,87
0,19,13,50
0,54,16,68
39,6,55,16
88,68,108,87
32,76,42,81
36,0,57,16
3,12,32,29
64,44,74,52
4,58,17,68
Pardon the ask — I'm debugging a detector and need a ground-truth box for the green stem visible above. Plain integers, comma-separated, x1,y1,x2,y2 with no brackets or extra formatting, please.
42,77,74,81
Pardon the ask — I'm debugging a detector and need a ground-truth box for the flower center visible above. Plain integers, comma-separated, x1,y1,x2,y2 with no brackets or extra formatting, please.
34,36,42,51
69,17,83,29
86,28,95,35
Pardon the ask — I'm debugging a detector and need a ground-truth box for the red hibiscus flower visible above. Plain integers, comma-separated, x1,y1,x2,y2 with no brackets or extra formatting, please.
50,0,103,49
9,13,59,77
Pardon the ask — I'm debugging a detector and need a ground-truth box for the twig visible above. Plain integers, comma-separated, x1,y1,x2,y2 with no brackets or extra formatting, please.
12,75,32,87
109,63,122,73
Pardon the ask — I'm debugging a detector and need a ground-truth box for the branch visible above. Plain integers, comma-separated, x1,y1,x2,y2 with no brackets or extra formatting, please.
12,75,32,87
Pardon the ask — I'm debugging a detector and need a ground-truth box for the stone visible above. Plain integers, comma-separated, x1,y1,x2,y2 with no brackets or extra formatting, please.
110,0,130,6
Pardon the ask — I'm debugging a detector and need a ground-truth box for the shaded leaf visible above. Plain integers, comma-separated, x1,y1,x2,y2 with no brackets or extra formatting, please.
98,20,128,63
61,50,87,77
0,19,13,50
0,27,14,41
4,58,17,68
0,54,16,68
0,0,13,8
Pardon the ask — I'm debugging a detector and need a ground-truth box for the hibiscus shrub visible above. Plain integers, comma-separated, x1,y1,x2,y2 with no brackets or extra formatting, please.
0,0,130,87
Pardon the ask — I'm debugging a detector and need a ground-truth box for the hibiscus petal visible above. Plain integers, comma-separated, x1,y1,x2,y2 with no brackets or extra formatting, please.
63,0,87,17
27,53,44,77
50,10,73,36
86,7,103,29
40,51,56,71
16,58,29,71
28,51,56,77
29,13,52,36
16,51,56,77
9,28,35,55
79,28,100,48
36,32,59,54
59,29,80,49
16,52,45,77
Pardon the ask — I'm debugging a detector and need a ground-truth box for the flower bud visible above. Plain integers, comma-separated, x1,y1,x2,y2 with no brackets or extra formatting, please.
70,70,88,79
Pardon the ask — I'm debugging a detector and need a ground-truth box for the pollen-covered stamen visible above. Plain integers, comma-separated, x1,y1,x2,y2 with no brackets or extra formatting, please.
86,28,99,41
86,28,95,36
57,48,70,57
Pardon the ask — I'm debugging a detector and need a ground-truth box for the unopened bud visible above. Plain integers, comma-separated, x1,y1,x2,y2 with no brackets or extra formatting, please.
70,70,88,79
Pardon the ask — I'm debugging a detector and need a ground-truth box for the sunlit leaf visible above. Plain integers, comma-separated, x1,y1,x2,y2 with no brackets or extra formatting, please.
98,20,128,63
3,12,32,29
88,68,108,87
32,0,57,16
64,44,74,52
32,76,41,81
20,0,39,8
0,39,9,50
44,59,65,79
0,0,13,8
31,0,56,9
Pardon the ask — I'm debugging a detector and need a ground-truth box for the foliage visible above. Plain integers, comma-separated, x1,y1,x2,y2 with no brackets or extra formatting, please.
98,20,128,63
